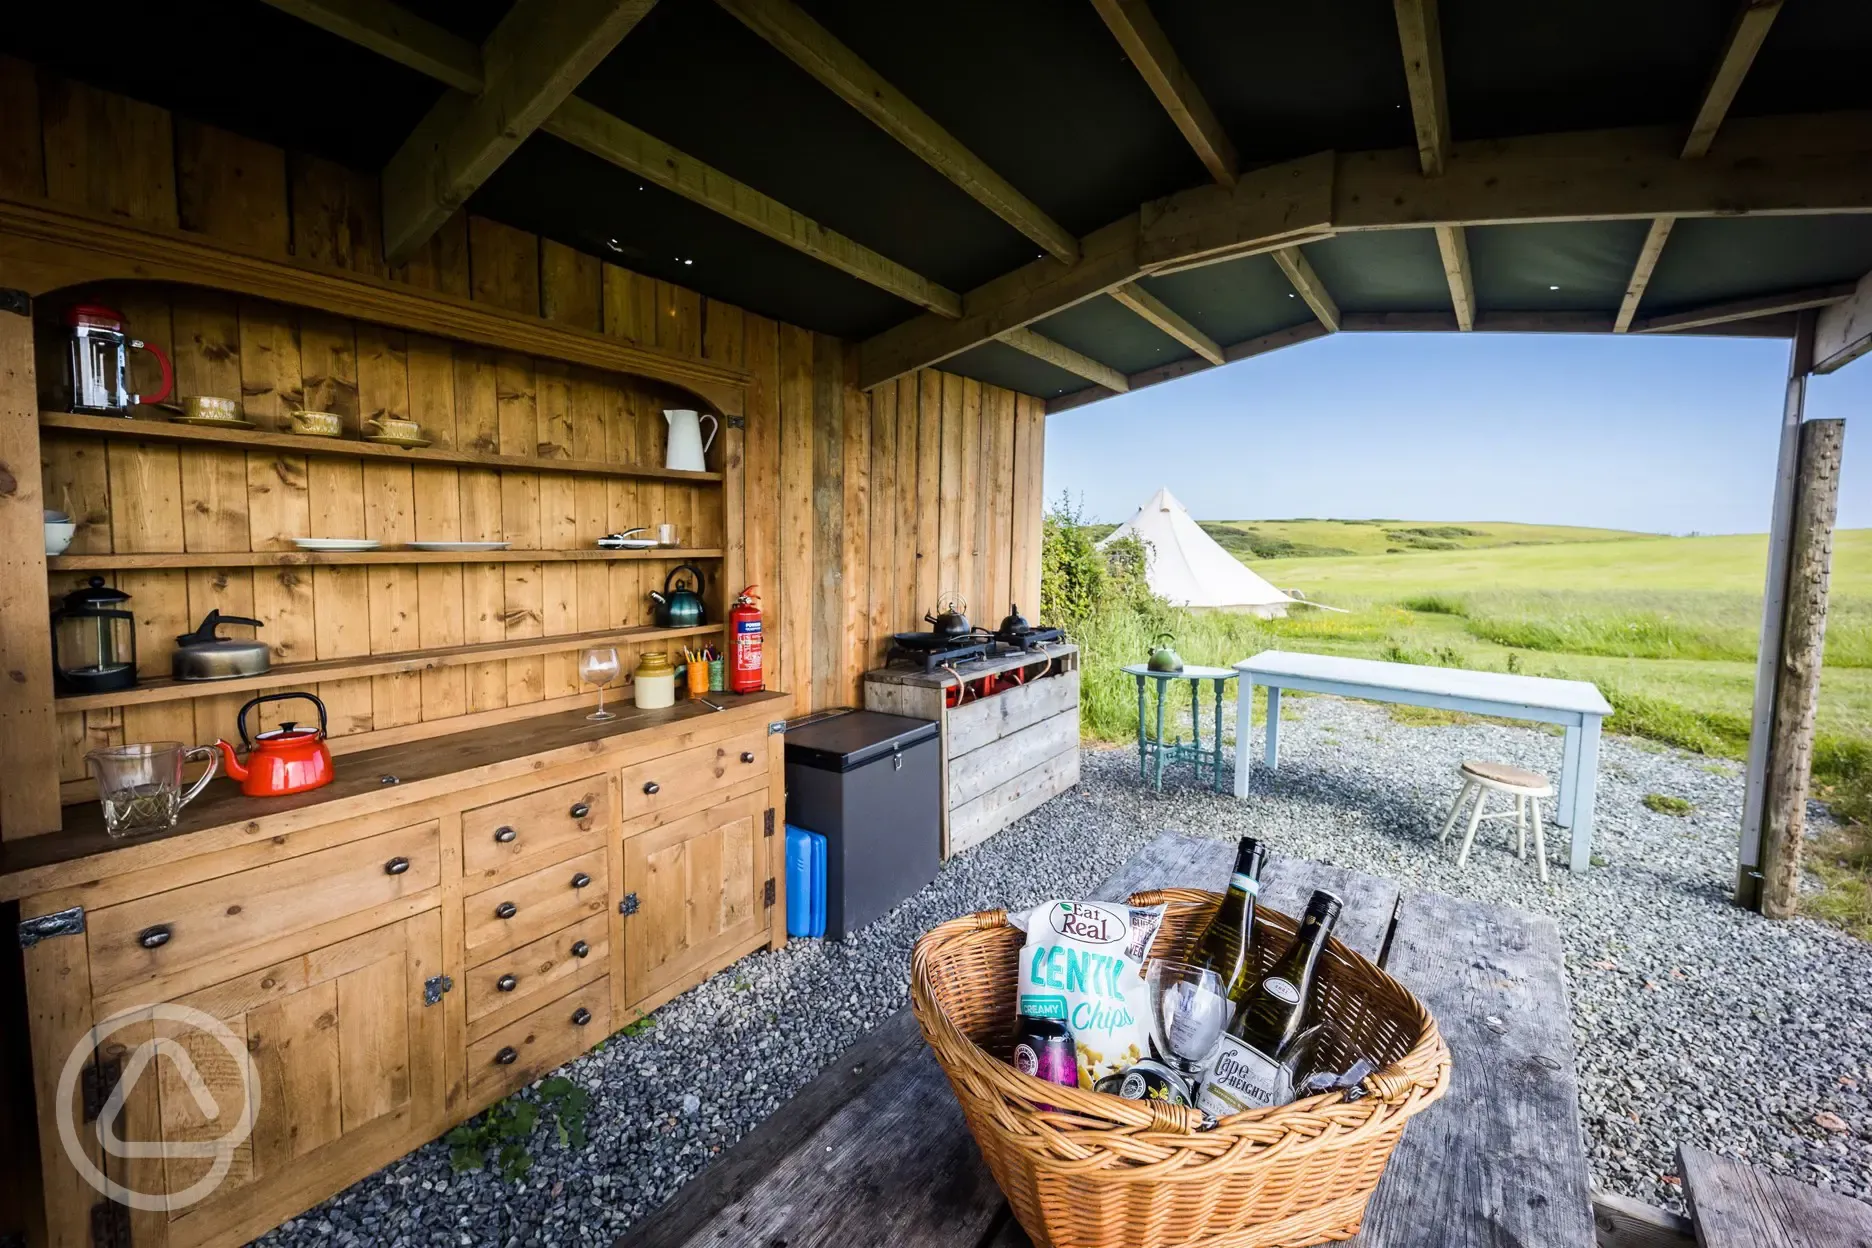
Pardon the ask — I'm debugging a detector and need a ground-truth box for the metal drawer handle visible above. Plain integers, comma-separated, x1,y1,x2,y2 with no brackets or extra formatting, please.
494,826,518,843
642,781,659,795
494,1046,518,1065
571,940,591,958
494,901,517,919
385,856,410,875
497,973,518,992
570,872,592,890
741,751,755,764
138,925,171,950
570,1007,592,1026
570,801,591,819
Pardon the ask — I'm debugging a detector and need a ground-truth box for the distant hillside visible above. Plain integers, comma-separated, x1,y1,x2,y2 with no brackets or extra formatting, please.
1080,518,1656,560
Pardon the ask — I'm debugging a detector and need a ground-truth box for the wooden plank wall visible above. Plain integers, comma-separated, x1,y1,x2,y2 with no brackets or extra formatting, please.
0,59,1046,783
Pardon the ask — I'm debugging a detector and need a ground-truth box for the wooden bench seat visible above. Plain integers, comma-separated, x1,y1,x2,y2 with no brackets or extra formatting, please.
1680,1144,1872,1248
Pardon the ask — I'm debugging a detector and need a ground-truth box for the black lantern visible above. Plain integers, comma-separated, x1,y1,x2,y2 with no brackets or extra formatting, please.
51,577,138,694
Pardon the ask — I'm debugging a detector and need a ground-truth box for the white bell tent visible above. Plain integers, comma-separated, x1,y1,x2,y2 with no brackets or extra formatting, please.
1098,488,1312,617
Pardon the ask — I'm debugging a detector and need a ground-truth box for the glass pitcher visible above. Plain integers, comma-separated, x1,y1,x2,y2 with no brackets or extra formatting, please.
85,743,219,837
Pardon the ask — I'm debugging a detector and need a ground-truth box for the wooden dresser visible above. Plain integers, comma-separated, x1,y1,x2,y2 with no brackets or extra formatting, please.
0,692,788,1248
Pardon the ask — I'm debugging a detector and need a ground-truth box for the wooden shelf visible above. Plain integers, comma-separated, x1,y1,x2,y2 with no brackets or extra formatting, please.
41,412,725,483
53,623,724,712
49,548,724,571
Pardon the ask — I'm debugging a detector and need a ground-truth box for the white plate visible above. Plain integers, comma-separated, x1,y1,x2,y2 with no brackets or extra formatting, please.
598,538,659,550
292,537,380,551
406,541,511,552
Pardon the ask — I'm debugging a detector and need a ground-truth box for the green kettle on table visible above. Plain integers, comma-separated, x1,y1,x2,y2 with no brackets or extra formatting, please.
1147,631,1184,673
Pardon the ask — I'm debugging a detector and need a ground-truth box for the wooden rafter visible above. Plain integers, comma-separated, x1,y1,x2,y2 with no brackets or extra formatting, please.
1433,225,1475,331
714,0,1077,263
258,0,483,92
1090,0,1237,186
1814,270,1872,375
1270,246,1341,332
1109,283,1223,364
1049,321,1327,413
381,0,658,262
1616,0,1785,329
543,101,960,316
1633,282,1855,334
1392,0,1450,175
264,0,961,316
996,327,1129,393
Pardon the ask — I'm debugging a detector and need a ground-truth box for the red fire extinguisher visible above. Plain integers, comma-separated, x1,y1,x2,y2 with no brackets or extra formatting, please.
728,585,763,692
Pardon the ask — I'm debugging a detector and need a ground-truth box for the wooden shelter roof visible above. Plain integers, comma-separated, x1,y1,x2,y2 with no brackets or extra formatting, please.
6,0,1871,409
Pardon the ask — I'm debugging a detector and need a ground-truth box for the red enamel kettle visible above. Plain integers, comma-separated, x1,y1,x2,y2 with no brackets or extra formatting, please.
215,692,335,797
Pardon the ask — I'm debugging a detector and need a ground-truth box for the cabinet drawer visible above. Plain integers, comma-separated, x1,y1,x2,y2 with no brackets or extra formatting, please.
465,911,609,1038
462,847,608,966
467,977,611,1099
619,729,768,821
87,822,441,997
462,775,610,881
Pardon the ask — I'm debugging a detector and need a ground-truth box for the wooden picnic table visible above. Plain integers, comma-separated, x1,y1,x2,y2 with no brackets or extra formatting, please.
1233,650,1614,872
619,831,1596,1248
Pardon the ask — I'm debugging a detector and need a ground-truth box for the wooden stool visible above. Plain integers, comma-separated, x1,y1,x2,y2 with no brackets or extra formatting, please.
1437,760,1555,882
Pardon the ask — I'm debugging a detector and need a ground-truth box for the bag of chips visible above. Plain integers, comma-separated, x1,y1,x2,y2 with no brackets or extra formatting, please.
1012,899,1165,1089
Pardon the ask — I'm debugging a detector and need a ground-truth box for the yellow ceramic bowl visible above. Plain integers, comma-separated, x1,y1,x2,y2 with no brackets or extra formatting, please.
291,410,344,437
180,395,240,421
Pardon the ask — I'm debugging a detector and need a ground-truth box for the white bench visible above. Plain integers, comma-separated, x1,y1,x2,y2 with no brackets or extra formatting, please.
1234,650,1613,872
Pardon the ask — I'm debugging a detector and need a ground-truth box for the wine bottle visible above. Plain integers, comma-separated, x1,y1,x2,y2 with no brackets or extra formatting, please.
1196,889,1343,1117
1186,836,1268,1006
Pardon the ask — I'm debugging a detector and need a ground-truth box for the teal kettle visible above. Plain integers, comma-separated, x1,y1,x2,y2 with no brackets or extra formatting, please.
650,563,707,628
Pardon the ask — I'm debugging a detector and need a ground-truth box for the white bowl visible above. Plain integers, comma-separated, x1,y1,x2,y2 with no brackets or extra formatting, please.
45,521,75,555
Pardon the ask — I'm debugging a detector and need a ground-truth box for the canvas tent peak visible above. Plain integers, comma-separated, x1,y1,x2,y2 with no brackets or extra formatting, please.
1098,488,1335,616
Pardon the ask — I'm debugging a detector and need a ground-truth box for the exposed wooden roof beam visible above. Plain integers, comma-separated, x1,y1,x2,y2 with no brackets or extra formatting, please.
1090,0,1238,186
1814,270,1872,374
260,0,484,92
1616,0,1784,330
996,327,1129,393
381,0,659,262
1433,224,1475,331
1633,283,1855,334
1109,283,1224,364
264,0,960,315
863,111,1872,387
1614,216,1676,333
1049,321,1326,413
1271,246,1341,332
714,0,1077,264
544,101,960,316
1392,0,1450,176
1685,0,1786,159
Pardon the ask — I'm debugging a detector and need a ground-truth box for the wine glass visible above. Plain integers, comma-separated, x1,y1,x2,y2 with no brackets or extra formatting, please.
1146,960,1230,1081
580,647,621,721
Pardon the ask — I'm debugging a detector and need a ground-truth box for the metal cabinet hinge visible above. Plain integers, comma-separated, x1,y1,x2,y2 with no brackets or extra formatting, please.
620,892,640,916
82,1052,123,1123
91,1199,132,1248
763,879,776,908
768,721,785,735
0,287,29,319
763,808,775,838
19,906,86,948
726,415,746,429
422,974,453,1006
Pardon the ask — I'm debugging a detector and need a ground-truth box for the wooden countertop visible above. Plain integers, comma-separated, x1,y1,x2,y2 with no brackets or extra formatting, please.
0,690,789,902
861,642,1077,689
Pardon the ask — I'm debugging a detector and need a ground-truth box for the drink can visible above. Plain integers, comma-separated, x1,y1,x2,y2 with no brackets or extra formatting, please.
1013,1014,1077,1088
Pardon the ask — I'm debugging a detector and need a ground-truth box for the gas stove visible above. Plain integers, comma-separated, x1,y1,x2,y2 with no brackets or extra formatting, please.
994,624,1064,652
886,637,992,672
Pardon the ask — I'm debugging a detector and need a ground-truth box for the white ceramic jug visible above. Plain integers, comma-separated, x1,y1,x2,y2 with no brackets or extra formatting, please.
663,409,718,473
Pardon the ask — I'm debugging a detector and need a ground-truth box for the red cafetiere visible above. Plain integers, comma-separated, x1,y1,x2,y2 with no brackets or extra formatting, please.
216,692,335,797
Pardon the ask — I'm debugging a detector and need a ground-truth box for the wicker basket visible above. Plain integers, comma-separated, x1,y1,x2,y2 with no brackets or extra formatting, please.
909,888,1451,1248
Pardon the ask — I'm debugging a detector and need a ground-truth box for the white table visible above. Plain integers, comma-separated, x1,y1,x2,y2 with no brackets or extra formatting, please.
1233,650,1613,872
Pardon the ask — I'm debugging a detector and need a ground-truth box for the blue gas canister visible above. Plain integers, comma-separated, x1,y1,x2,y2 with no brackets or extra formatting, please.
785,824,827,939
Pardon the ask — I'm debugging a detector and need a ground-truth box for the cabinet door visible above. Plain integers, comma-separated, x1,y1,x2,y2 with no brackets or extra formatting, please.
622,792,769,1005
99,911,446,1247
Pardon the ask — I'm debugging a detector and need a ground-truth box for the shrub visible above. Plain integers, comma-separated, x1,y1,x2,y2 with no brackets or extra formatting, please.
1401,593,1467,616
1642,793,1693,816
1041,494,1108,626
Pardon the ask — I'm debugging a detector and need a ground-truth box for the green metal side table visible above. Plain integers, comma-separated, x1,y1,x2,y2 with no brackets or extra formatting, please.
1121,663,1239,793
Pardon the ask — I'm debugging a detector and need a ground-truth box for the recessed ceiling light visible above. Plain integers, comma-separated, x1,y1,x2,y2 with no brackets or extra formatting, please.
683,258,694,265
1287,292,1295,298
605,238,623,252
1549,284,1560,290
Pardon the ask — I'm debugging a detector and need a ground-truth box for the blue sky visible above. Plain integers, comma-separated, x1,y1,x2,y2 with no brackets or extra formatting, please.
1044,333,1871,534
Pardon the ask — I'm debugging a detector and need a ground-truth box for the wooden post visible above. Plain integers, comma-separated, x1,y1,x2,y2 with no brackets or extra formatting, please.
0,288,62,839
1760,417,1846,918
1736,311,1815,908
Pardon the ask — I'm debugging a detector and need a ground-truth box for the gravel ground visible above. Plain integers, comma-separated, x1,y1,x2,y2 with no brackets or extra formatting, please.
262,696,1872,1246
